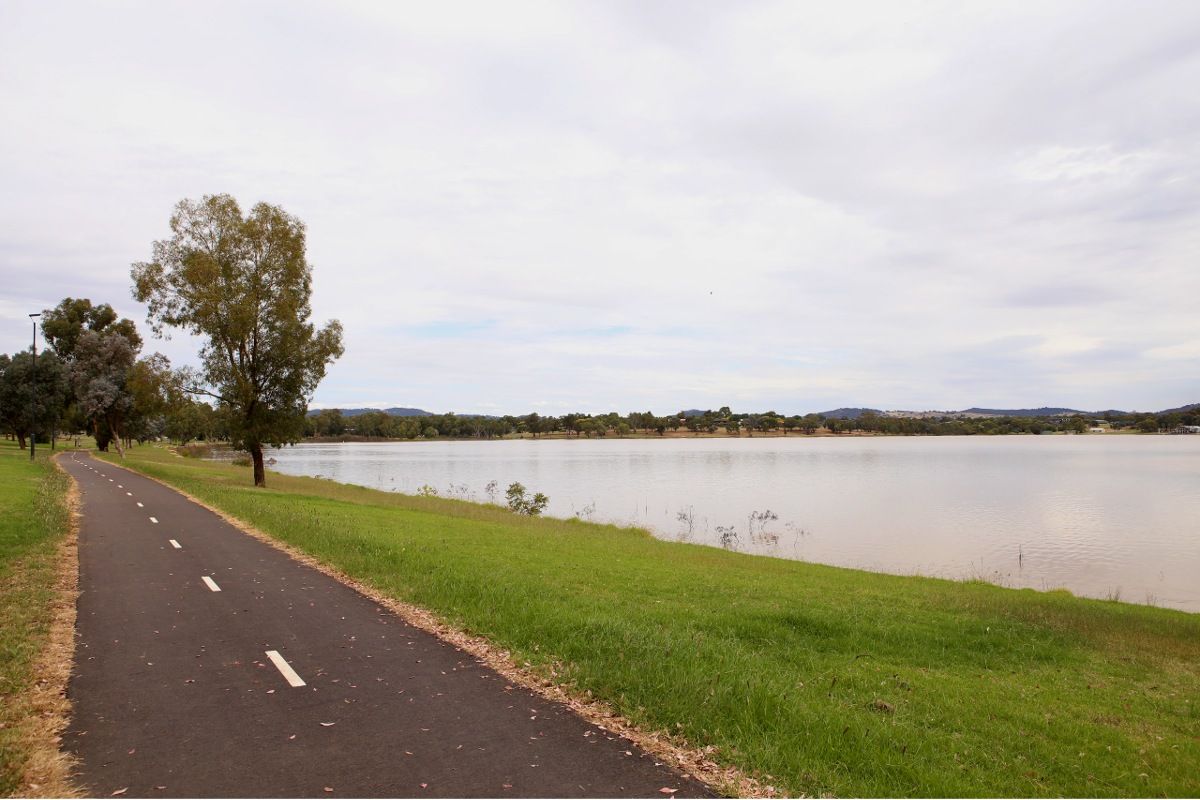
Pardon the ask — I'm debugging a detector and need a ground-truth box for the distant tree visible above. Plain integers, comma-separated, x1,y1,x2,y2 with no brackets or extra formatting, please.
756,412,780,433
1136,416,1159,433
42,297,142,360
312,409,346,437
125,353,177,443
41,296,147,446
71,330,138,455
561,413,582,437
1066,416,1089,434
132,194,344,486
522,412,542,438
800,414,823,434
164,397,214,445
0,350,69,449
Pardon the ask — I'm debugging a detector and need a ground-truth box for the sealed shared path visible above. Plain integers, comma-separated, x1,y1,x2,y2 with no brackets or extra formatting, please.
59,452,712,798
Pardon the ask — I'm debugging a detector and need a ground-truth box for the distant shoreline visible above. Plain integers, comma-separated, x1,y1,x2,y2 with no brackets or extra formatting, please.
300,429,1148,444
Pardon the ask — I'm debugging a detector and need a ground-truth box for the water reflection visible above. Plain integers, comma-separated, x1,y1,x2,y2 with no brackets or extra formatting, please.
261,436,1200,612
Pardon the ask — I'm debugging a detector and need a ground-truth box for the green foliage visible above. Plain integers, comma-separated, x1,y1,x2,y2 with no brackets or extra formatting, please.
41,297,142,360
105,446,1200,798
504,481,548,515
70,329,137,454
0,351,69,448
132,194,344,485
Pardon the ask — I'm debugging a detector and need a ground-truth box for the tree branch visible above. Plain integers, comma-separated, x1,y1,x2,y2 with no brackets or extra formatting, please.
185,385,233,404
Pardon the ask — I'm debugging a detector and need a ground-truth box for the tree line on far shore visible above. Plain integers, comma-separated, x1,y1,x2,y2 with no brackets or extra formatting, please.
304,405,1195,440
5,297,1190,456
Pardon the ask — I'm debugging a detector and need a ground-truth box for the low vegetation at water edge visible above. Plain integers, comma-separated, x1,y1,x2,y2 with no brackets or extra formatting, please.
102,445,1200,798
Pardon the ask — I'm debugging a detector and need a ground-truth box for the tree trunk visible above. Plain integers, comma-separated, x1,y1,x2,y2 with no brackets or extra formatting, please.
17,433,27,450
111,426,126,458
250,442,266,487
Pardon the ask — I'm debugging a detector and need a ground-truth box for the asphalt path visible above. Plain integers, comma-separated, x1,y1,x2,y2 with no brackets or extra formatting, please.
59,452,714,798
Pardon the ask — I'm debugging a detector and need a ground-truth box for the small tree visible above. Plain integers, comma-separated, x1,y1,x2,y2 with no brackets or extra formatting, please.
132,194,344,486
505,482,549,515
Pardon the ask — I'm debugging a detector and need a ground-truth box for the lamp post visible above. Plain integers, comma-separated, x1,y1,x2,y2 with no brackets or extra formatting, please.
28,313,41,460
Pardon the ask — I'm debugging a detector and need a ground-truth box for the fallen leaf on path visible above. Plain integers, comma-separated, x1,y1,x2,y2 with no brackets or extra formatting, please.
660,789,678,795
419,783,428,789
320,722,336,727
324,788,333,793
127,748,135,755
111,790,127,796
289,735,297,740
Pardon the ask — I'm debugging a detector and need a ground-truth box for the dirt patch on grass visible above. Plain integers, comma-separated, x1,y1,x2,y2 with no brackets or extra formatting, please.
103,456,781,798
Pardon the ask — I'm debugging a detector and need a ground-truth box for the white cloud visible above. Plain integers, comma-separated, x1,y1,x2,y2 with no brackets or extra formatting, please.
2,0,1198,413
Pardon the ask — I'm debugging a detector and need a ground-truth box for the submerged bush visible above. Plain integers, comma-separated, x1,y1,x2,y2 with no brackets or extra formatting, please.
506,482,548,516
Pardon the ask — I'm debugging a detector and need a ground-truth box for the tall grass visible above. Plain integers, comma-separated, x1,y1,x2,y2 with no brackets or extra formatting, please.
105,445,1200,797
0,441,73,796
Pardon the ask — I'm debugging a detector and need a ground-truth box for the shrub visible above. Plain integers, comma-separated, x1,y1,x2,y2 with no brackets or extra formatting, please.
505,482,548,516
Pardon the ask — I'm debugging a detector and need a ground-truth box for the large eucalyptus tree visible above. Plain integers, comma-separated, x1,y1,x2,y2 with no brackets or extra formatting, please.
132,194,344,486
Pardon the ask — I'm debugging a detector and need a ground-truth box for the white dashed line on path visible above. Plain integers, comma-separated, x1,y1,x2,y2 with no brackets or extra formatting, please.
265,650,307,687
126,492,132,496
201,576,221,592
149,516,159,524
137,502,144,508
169,539,181,549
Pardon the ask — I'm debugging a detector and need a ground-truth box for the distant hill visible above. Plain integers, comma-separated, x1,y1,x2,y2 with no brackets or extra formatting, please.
307,407,432,418
306,402,1197,421
816,408,883,420
961,407,1086,418
1157,402,1200,414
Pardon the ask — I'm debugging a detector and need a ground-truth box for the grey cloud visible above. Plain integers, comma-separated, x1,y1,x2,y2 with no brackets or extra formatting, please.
1,1,1198,413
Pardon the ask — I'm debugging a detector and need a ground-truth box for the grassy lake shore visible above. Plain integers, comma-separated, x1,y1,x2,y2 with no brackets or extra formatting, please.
99,444,1199,797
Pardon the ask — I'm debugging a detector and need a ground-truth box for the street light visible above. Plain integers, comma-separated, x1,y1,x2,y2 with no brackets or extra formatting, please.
28,313,41,461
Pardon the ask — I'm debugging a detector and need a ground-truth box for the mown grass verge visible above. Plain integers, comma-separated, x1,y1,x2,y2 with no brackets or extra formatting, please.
0,440,78,797
102,445,1199,797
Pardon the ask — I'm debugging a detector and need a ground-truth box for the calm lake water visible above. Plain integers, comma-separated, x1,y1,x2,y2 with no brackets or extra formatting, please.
263,436,1200,612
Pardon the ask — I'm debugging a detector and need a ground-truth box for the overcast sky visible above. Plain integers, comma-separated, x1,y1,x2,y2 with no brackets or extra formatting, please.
2,1,1198,414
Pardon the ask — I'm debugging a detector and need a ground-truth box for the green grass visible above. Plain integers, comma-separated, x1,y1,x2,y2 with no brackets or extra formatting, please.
103,445,1200,797
0,439,73,795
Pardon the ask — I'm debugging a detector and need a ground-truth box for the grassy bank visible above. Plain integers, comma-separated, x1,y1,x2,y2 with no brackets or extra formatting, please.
102,445,1199,797
0,440,74,796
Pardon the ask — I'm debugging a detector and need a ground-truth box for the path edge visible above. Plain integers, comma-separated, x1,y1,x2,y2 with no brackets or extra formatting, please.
14,454,83,798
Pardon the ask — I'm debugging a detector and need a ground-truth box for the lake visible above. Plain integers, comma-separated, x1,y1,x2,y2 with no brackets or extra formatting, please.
263,436,1200,612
